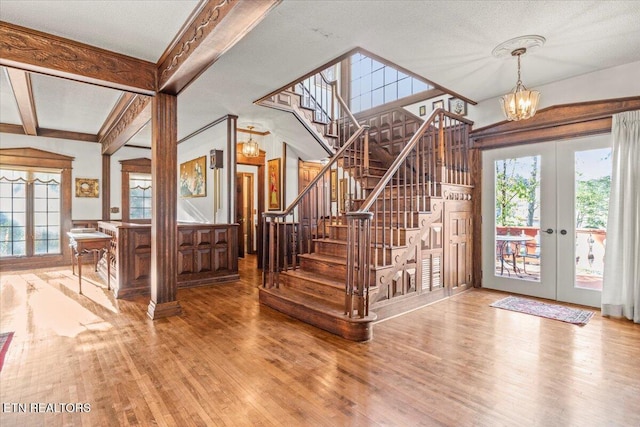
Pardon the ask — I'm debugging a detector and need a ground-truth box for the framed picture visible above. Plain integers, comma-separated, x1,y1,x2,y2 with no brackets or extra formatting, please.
432,99,444,110
75,178,99,198
268,158,281,211
339,178,349,212
419,105,426,116
448,97,467,116
330,169,337,201
179,156,207,198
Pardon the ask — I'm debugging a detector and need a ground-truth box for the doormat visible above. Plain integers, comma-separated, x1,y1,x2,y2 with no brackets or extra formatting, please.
490,296,594,325
0,332,14,371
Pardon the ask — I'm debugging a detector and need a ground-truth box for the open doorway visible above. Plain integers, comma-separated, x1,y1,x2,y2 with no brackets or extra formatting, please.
236,172,255,257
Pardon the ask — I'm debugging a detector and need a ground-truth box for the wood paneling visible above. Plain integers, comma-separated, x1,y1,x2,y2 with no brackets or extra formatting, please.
0,21,156,95
98,221,239,298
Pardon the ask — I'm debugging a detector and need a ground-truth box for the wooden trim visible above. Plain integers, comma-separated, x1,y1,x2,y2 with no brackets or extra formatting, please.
238,127,271,136
0,123,26,135
255,46,475,106
101,95,151,155
102,155,110,221
0,21,156,95
119,158,151,223
0,123,98,142
353,88,445,119
178,114,235,144
0,147,73,266
37,128,98,142
98,92,136,141
157,0,281,94
5,68,38,135
470,97,640,149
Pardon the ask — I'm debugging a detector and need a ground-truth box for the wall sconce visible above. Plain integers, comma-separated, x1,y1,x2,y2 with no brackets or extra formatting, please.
210,149,223,169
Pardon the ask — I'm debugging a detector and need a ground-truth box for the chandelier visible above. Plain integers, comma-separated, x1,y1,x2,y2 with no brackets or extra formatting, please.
499,48,540,121
242,126,260,157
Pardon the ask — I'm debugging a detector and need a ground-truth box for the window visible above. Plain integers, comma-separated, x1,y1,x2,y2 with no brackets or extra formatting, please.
349,52,432,113
129,174,152,220
0,168,61,257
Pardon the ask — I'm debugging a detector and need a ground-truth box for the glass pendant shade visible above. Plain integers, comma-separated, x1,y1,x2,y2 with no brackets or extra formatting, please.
500,48,540,121
242,138,259,157
241,126,260,157
500,84,540,121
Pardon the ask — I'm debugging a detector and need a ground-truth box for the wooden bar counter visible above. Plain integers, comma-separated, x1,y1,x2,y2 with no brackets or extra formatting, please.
98,221,239,298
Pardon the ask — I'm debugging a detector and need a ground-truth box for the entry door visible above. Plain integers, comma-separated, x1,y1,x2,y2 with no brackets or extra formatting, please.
235,172,255,257
482,135,611,307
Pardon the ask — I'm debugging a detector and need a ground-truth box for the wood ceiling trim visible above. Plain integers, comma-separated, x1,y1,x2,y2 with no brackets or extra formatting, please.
0,122,98,142
5,68,38,135
0,21,156,95
98,92,137,141
101,95,152,155
157,0,281,95
470,96,640,149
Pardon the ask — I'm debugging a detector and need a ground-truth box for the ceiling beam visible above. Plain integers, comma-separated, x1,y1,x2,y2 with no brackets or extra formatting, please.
157,0,281,95
0,122,98,142
5,68,38,135
98,92,137,141
101,95,152,155
0,21,156,95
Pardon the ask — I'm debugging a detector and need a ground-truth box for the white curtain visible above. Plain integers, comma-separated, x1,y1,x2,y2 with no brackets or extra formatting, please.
602,110,640,323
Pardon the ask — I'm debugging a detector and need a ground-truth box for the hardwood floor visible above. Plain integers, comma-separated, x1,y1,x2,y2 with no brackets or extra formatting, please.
1,255,639,426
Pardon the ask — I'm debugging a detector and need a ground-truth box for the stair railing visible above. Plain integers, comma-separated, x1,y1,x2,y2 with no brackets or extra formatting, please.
263,124,369,289
345,109,472,318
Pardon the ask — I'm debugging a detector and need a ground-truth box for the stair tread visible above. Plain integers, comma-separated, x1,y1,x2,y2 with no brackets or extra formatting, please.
299,252,346,266
267,286,345,313
281,269,345,290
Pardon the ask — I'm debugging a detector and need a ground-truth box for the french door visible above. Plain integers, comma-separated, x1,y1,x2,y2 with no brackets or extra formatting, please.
482,135,611,307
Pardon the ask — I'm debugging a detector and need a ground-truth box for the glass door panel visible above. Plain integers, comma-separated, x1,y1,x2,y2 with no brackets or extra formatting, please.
482,143,556,300
557,136,611,306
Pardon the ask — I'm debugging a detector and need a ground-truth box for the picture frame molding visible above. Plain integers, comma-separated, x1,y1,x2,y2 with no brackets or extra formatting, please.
179,156,207,198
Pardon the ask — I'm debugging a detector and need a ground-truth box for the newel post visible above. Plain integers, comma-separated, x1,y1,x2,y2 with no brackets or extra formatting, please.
345,211,373,318
437,110,447,184
262,212,280,289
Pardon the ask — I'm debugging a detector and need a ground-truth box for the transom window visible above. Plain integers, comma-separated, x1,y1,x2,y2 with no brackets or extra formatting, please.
0,168,61,257
349,52,432,113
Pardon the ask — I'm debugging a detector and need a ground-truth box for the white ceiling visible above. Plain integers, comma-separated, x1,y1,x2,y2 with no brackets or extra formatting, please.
2,0,640,154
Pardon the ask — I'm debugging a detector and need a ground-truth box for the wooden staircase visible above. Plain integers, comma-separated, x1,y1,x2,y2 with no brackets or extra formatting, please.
259,71,474,342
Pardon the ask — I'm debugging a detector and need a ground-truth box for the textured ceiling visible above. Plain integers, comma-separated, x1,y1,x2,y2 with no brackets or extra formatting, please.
1,0,640,151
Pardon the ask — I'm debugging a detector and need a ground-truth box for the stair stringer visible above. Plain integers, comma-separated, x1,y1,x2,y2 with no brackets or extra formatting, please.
370,198,446,320
257,90,336,154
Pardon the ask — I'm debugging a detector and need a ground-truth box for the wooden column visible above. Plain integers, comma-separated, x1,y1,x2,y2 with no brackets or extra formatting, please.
102,154,110,221
227,116,238,224
147,92,182,319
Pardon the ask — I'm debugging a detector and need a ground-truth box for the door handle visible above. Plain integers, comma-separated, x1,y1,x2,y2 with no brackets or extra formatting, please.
544,228,554,234
560,229,567,235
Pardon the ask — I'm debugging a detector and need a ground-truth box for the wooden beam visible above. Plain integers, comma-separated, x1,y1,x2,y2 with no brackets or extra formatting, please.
5,68,38,135
0,122,98,142
101,95,151,155
157,0,281,94
98,92,136,141
0,21,156,95
470,96,640,149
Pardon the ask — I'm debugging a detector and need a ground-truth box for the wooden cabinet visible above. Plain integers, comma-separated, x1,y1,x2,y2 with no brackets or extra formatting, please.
98,221,239,298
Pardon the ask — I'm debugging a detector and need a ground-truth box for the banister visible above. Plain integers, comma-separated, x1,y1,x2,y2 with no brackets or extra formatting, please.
265,125,368,217
356,108,469,213
331,81,359,127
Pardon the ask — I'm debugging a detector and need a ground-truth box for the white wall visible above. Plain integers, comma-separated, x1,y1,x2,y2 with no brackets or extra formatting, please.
177,122,228,223
470,61,640,129
0,133,103,220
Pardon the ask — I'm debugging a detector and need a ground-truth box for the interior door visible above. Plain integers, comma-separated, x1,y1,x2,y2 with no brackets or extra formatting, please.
235,174,244,258
482,135,611,307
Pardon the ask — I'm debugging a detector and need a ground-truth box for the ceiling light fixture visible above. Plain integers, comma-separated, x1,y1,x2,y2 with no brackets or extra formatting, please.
499,48,540,121
242,126,260,157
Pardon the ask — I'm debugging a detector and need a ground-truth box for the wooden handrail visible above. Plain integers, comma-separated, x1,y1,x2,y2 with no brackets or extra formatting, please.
264,125,367,218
